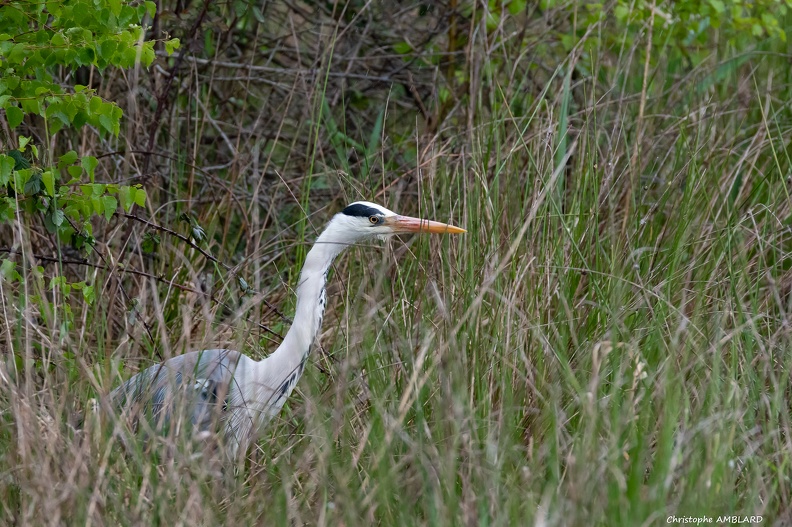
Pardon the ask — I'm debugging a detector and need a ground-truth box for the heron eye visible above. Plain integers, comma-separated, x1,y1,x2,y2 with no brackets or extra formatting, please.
369,215,380,225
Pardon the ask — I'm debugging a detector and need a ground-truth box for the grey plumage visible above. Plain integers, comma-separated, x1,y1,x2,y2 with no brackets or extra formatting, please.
112,350,242,448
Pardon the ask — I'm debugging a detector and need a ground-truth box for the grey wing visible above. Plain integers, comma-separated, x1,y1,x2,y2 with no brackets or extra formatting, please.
111,349,243,435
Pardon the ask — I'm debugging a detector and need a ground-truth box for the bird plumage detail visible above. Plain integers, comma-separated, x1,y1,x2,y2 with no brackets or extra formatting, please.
111,201,465,457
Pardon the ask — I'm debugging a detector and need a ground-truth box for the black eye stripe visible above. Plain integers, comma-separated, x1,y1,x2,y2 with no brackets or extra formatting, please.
342,203,383,218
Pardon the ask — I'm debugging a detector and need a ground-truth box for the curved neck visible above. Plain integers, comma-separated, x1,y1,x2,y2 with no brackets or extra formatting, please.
262,226,350,376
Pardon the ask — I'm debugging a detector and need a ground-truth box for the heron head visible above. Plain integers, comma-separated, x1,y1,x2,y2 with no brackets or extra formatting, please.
332,200,465,242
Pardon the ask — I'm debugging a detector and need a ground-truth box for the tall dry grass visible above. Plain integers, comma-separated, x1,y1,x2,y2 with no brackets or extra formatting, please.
1,1,791,525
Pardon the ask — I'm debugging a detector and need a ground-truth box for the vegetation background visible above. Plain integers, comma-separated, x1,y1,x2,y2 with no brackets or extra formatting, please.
1,0,791,524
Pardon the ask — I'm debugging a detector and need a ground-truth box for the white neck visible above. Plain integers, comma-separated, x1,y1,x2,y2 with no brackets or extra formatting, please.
258,221,352,380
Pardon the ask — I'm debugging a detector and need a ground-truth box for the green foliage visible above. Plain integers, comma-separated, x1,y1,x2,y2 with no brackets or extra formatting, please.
0,0,177,347
180,213,207,243
51,276,95,304
0,0,167,135
0,258,22,281
0,0,178,202
611,0,792,43
0,147,146,243
141,231,160,253
464,0,791,65
0,1,175,285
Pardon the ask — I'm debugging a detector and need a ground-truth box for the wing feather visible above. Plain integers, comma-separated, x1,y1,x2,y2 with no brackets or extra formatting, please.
111,349,243,438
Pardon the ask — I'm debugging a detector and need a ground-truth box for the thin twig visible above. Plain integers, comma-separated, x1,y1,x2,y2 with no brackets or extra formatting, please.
122,213,226,268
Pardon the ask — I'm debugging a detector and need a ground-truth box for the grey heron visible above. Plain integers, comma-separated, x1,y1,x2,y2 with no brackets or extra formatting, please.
111,201,465,457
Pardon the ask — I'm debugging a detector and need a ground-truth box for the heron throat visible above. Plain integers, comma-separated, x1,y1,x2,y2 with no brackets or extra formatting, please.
263,223,351,383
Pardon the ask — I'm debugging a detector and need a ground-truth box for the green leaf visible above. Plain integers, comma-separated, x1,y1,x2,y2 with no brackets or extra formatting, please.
133,187,146,207
82,284,95,304
5,106,23,128
0,198,16,221
393,41,412,54
67,165,82,178
7,150,29,170
21,98,41,116
119,185,133,212
709,0,726,14
180,213,207,243
142,231,160,253
233,0,247,17
101,195,117,221
507,0,526,15
191,224,206,243
251,6,266,23
50,208,65,226
99,40,117,59
3,76,19,91
24,172,42,195
99,113,115,135
8,43,27,64
0,259,22,282
89,96,102,114
0,155,14,186
140,43,155,67
50,276,70,294
77,45,95,65
58,150,78,168
50,32,66,47
86,183,106,197
81,155,98,182
108,0,122,16
165,38,180,55
42,170,55,196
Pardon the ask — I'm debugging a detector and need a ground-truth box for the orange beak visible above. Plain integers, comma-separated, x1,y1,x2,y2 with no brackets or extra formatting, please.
386,215,466,234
